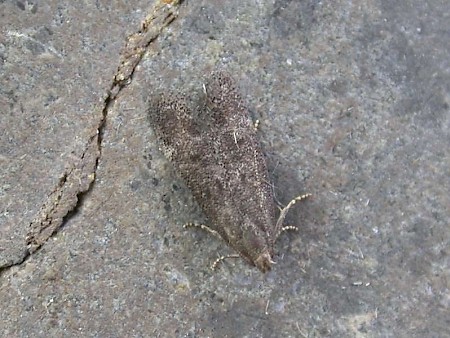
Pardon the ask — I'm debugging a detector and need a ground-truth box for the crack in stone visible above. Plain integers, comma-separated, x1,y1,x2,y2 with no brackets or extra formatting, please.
0,0,183,273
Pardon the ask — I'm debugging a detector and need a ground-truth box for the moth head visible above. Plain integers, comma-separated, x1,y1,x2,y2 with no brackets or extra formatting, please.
235,225,275,273
254,250,276,273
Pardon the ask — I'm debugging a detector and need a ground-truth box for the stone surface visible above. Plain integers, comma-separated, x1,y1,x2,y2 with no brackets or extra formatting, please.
1,0,449,337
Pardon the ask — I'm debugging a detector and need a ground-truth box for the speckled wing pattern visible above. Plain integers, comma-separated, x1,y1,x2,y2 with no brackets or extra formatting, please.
148,71,279,272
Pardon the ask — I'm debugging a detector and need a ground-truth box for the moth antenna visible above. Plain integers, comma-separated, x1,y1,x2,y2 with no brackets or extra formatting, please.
274,193,311,236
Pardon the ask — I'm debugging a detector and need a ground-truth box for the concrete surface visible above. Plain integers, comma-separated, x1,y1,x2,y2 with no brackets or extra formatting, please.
1,0,449,337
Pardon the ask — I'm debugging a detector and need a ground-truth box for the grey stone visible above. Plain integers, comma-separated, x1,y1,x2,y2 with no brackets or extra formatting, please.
1,0,449,336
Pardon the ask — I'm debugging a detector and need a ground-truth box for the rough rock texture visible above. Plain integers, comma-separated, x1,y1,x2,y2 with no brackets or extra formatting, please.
1,0,449,337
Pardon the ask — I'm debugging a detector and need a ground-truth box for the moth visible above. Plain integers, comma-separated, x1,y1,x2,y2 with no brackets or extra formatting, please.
147,70,310,272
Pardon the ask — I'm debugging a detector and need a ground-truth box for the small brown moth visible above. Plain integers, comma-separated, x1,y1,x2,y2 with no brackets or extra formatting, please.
147,71,310,272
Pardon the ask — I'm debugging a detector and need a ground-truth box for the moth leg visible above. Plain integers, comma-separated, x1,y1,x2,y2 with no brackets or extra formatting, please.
274,193,312,237
183,222,222,239
211,254,240,271
184,223,242,270
253,119,260,131
279,225,298,233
